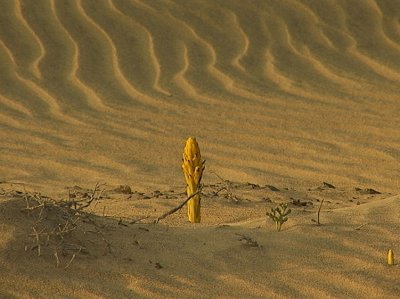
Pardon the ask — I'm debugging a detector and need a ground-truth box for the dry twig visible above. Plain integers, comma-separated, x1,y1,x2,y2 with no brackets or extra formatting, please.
355,223,368,230
235,233,261,248
64,246,83,269
210,171,241,202
155,188,202,223
18,183,110,268
317,198,325,225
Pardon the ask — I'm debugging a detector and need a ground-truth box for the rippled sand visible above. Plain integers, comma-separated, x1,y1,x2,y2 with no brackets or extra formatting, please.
0,1,400,298
1,0,399,192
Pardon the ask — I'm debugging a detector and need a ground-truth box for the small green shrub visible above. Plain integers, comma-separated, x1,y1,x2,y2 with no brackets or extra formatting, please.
266,203,291,231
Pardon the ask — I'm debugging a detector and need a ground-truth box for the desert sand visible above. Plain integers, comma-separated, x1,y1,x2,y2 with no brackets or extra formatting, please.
0,0,399,298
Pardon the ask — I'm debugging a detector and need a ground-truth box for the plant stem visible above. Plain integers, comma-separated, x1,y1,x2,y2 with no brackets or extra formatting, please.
317,198,325,225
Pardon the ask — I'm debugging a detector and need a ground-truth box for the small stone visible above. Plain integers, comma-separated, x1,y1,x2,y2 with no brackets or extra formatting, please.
364,188,381,194
114,185,133,194
265,185,280,191
323,182,335,189
262,197,272,203
355,188,381,195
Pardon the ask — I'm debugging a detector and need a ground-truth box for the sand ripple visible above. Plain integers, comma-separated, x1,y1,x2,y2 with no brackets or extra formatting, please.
0,0,399,192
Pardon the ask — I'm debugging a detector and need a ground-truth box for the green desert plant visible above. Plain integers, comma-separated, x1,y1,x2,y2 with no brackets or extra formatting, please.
266,203,291,231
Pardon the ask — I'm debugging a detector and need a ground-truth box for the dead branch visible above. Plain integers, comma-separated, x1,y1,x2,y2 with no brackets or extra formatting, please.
76,182,105,211
317,198,325,225
355,223,368,230
86,227,112,255
155,188,202,223
32,226,41,256
210,171,241,203
54,250,60,268
130,215,150,224
64,246,83,269
17,183,110,268
235,233,261,248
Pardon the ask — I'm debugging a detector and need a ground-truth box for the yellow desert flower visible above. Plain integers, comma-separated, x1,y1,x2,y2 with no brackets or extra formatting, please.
182,137,205,223
388,249,394,265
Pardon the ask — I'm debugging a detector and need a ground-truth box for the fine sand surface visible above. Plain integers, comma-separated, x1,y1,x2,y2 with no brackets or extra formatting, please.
0,0,399,298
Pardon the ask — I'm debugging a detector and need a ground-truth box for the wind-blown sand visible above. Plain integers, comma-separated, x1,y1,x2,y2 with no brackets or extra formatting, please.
0,0,399,298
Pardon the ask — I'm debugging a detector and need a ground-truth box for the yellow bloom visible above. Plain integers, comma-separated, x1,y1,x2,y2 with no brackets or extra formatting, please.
182,137,205,223
388,249,394,265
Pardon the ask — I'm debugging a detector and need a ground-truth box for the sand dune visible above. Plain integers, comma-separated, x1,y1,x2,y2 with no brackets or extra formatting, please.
1,0,399,193
0,0,400,297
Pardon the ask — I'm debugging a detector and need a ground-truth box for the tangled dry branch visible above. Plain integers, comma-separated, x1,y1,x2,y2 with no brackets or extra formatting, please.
19,183,112,268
